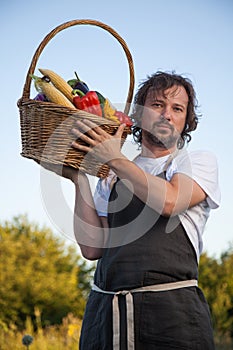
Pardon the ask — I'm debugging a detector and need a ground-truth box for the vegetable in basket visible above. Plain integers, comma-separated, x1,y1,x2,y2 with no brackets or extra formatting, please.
72,89,102,117
31,67,133,126
33,93,48,101
102,98,133,126
114,110,133,127
67,72,89,94
67,71,132,125
38,68,74,102
31,74,75,108
102,98,120,123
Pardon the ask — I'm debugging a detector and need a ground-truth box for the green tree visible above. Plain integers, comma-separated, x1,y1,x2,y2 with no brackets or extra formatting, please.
0,215,95,330
213,248,233,338
199,246,233,342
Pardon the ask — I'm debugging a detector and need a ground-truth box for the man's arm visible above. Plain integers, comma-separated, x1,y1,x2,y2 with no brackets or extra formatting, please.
72,174,108,260
109,158,206,216
71,120,207,217
42,163,108,260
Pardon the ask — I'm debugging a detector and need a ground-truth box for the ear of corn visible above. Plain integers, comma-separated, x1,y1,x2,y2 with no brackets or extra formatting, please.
39,68,74,102
103,99,120,123
32,75,76,109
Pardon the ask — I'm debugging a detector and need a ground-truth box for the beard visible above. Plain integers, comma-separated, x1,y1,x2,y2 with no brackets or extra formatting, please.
143,121,179,149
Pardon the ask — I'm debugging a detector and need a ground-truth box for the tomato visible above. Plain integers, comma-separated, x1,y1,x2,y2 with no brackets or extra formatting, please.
114,111,133,127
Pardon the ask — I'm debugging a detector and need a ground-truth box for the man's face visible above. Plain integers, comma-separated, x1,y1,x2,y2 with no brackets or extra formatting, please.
141,85,189,149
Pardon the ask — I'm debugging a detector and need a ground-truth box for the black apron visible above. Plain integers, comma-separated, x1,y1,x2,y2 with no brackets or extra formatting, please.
79,172,215,350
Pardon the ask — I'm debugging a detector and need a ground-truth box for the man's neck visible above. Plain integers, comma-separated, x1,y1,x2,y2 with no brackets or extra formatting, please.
141,140,177,158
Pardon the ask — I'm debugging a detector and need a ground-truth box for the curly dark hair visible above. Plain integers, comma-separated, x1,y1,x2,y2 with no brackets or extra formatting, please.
130,71,200,148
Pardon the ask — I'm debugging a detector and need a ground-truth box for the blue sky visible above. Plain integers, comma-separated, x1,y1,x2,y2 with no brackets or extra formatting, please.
1,0,233,258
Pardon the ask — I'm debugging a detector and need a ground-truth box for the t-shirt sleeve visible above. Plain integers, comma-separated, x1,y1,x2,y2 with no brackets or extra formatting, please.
171,150,221,209
93,171,116,216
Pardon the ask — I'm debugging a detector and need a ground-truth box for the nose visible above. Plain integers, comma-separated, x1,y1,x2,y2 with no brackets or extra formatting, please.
161,106,171,121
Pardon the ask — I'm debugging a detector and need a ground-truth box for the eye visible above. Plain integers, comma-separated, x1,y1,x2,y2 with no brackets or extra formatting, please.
173,106,183,112
152,102,163,108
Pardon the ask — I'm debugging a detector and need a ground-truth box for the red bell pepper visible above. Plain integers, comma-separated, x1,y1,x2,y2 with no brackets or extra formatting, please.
114,111,133,127
72,89,102,117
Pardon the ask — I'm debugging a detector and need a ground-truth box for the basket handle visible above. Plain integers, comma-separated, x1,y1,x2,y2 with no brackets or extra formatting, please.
22,19,135,115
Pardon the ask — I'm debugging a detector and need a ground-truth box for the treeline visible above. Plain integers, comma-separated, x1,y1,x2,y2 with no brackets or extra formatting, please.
0,215,95,331
198,247,233,345
0,215,232,348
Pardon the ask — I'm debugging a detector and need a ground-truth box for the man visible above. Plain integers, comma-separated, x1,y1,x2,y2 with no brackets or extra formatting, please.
47,72,220,349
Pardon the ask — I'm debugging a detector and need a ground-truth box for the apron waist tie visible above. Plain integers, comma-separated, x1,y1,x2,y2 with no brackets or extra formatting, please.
92,279,198,350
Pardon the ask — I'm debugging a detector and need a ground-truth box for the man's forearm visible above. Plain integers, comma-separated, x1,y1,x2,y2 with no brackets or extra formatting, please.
108,157,168,214
108,157,205,216
73,175,107,260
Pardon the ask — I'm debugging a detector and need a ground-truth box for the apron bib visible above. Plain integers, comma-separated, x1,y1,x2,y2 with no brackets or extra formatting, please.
80,171,215,350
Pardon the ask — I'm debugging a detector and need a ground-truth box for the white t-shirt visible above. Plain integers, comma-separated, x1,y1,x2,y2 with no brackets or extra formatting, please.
93,149,221,260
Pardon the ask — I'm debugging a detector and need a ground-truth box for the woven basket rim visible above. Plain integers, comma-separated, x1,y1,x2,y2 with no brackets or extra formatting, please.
18,97,128,127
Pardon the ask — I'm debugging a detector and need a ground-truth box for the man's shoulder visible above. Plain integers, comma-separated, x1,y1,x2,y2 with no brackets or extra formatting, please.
176,148,218,165
167,148,218,178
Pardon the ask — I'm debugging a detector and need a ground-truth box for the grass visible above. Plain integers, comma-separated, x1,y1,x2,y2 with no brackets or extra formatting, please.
0,313,82,350
0,314,232,349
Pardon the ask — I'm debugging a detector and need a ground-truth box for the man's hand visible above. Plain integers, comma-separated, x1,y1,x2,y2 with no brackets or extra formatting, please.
40,161,86,184
71,119,127,165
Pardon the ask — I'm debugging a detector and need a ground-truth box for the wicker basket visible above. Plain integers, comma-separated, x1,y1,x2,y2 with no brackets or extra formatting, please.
18,19,135,178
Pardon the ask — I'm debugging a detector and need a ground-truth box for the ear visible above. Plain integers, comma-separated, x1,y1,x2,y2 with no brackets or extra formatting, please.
177,136,185,149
